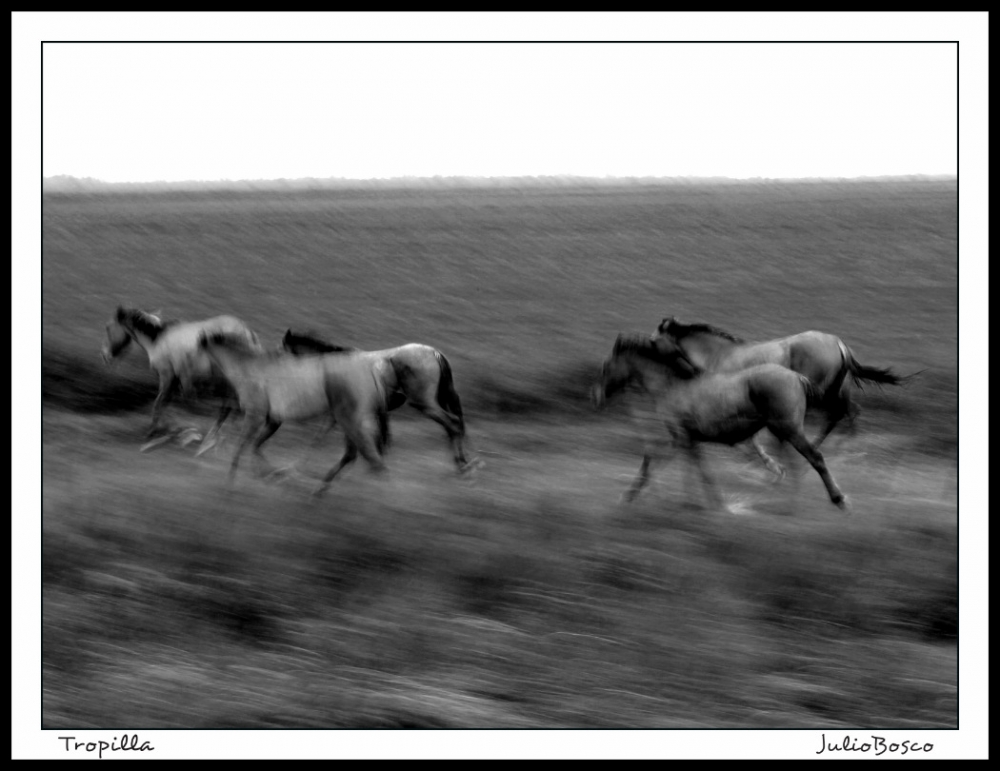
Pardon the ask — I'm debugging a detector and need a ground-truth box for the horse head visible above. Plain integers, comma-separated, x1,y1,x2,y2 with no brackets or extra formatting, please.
656,316,682,335
102,307,133,364
595,334,645,407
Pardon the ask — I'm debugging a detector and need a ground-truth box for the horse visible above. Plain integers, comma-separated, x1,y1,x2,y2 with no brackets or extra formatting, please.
198,332,390,495
281,330,475,473
593,333,848,512
101,306,261,449
652,317,908,450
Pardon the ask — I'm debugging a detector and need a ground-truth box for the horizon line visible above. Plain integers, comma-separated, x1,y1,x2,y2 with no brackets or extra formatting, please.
43,172,957,189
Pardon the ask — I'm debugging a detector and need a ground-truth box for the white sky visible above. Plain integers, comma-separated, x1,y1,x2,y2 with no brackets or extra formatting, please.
14,12,988,762
42,41,957,182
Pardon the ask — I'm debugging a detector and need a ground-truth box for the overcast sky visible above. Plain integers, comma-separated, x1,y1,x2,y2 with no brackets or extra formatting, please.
42,42,957,183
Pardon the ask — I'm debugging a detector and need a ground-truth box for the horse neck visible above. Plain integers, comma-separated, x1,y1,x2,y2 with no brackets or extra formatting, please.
680,332,737,368
121,323,158,357
622,352,674,395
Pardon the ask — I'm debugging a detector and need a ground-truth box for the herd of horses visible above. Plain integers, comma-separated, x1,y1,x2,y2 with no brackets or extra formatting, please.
101,306,909,511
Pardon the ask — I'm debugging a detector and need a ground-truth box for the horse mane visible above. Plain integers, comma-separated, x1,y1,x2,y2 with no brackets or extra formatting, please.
613,333,672,363
665,318,744,344
202,331,264,353
283,329,357,354
116,307,169,340
614,333,701,378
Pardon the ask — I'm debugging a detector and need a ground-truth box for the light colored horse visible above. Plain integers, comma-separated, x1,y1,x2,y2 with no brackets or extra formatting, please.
281,330,475,473
593,333,848,512
101,306,261,448
199,332,390,495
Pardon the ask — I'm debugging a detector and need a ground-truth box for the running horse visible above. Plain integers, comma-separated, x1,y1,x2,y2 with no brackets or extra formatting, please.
198,332,390,495
652,317,909,472
101,306,262,450
281,330,476,473
593,333,848,512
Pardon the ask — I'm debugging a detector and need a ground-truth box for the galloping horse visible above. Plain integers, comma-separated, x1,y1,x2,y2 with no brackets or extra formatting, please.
652,317,907,450
593,333,848,511
199,332,390,496
281,330,475,473
101,306,261,448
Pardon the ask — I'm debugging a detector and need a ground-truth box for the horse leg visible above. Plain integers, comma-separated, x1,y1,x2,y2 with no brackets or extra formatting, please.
412,401,472,472
685,441,728,512
846,400,861,432
311,416,337,447
623,453,654,503
782,430,848,509
813,390,853,449
748,433,786,480
250,418,283,479
195,401,233,456
623,430,676,504
314,441,359,497
355,434,389,474
147,374,178,438
228,417,262,483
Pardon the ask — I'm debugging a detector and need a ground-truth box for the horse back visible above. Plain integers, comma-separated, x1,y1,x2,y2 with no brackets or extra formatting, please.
220,354,325,419
716,332,844,395
382,343,440,369
711,340,787,372
151,316,258,380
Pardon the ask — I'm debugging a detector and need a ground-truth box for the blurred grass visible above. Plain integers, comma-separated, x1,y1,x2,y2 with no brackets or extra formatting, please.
42,179,956,728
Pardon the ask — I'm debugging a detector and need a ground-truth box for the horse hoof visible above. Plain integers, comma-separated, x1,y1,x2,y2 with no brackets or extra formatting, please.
836,496,852,512
194,438,218,457
140,435,173,453
178,428,203,448
264,467,296,483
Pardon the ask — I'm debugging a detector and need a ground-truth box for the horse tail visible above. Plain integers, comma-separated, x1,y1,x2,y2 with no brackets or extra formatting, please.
434,351,466,434
837,340,905,390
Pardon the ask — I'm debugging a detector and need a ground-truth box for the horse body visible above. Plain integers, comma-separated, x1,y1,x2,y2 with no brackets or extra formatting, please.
653,318,905,448
145,316,256,390
281,330,473,472
595,334,846,511
199,334,390,493
664,366,808,445
101,307,260,444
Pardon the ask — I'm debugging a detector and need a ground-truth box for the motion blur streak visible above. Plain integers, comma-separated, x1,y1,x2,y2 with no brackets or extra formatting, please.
43,177,956,728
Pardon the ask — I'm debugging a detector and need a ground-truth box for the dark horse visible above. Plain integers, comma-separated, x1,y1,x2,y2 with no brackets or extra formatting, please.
199,332,390,496
652,317,908,467
281,330,476,473
593,333,848,512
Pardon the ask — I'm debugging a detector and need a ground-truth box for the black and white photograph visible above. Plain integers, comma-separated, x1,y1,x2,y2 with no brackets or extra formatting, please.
16,12,986,760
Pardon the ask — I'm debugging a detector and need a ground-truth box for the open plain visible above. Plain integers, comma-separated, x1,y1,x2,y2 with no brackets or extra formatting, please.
42,178,957,728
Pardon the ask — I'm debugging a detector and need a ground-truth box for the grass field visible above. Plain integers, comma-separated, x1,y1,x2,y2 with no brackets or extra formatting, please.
41,178,957,728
